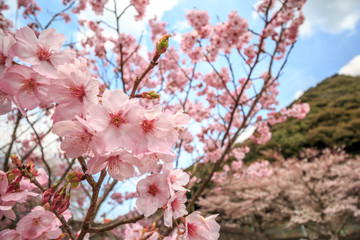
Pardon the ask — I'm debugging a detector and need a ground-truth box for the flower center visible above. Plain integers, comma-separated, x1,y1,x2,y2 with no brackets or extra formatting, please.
0,89,8,103
147,183,160,197
80,132,92,144
21,78,38,95
109,112,126,127
0,53,7,65
141,119,155,134
187,223,199,238
171,197,180,210
69,85,86,102
37,45,53,61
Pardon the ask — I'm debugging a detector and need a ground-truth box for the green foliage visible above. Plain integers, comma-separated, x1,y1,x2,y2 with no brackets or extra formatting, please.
243,74,360,162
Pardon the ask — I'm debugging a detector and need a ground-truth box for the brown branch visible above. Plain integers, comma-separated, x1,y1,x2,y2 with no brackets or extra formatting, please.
77,169,107,240
21,127,52,162
88,214,144,233
129,59,158,99
58,158,76,184
93,179,118,218
77,156,96,187
25,116,52,188
44,1,75,29
4,111,22,172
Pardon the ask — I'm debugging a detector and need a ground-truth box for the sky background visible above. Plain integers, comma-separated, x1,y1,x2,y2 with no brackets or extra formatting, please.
2,0,360,218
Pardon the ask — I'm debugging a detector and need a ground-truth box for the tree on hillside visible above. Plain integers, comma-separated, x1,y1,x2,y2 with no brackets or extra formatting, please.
199,148,360,240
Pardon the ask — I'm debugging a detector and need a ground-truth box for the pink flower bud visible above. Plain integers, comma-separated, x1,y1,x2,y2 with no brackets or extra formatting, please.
50,194,63,211
42,188,54,205
58,196,70,214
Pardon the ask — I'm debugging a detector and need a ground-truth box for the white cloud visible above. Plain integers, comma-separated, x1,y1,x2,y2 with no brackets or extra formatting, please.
235,126,256,144
301,0,360,36
339,55,360,76
294,90,304,100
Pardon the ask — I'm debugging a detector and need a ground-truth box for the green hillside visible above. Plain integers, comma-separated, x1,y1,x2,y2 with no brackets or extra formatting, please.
243,74,360,162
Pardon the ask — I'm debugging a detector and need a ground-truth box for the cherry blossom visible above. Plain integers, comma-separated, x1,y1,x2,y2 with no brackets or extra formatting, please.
52,119,101,158
164,190,188,227
16,206,63,239
136,173,170,217
48,58,99,122
127,105,179,155
86,89,140,152
1,65,50,113
180,211,220,240
87,149,142,181
0,29,16,76
9,27,75,78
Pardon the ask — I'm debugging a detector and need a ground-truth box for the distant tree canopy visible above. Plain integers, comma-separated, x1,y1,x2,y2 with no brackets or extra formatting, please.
243,74,360,163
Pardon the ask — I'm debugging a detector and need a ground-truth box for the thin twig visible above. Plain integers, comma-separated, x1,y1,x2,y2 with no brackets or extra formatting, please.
88,214,144,233
4,111,22,172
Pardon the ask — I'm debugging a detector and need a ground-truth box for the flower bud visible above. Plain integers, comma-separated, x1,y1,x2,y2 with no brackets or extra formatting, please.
42,188,54,205
67,170,85,183
50,194,63,211
58,195,70,214
153,34,171,60
10,154,21,167
141,90,160,100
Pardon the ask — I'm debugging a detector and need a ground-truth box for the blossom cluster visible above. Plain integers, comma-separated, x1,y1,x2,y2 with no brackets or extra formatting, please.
0,165,47,220
0,25,220,239
0,206,71,240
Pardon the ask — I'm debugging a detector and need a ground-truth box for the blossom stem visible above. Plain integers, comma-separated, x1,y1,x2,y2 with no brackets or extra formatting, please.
129,59,158,99
3,111,22,172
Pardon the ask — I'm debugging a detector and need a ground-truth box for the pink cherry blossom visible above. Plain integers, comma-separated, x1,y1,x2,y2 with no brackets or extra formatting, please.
180,211,220,240
0,29,16,76
0,229,24,240
0,200,16,220
86,89,140,151
16,206,62,239
0,170,38,220
127,105,179,155
89,0,108,15
9,27,75,78
1,65,50,113
164,190,188,227
124,222,158,240
87,149,142,181
136,173,170,217
130,0,150,21
167,168,190,193
136,151,175,174
52,119,102,158
49,58,99,122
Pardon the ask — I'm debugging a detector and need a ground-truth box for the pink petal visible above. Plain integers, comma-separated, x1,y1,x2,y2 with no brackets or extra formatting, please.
87,156,108,174
33,60,57,78
52,120,84,137
87,104,110,131
51,49,75,67
38,28,66,51
15,27,38,50
102,89,130,111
